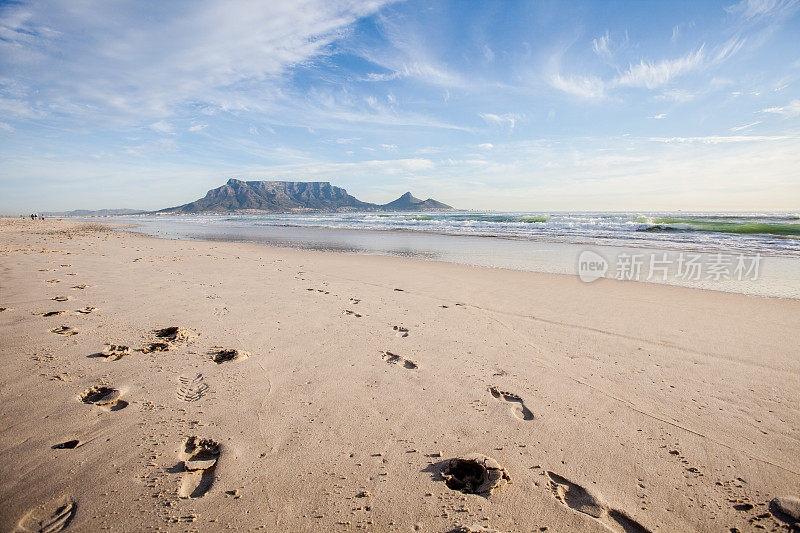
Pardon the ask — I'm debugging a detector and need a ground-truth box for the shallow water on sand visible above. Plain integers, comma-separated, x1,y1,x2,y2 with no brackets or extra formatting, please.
109,215,800,299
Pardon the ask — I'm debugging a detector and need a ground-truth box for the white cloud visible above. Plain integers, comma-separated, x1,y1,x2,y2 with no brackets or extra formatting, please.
550,73,605,99
655,89,696,102
725,0,799,20
552,35,742,100
361,71,402,82
0,1,392,121
615,47,705,89
478,143,494,150
761,99,800,116
592,31,612,58
380,143,397,150
650,113,667,119
714,37,746,63
0,95,43,118
150,120,174,133
653,135,791,144
188,123,208,132
730,121,761,131
550,46,709,99
479,112,520,130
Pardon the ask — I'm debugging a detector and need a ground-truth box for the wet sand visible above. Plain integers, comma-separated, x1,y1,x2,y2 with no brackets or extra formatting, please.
1,218,799,532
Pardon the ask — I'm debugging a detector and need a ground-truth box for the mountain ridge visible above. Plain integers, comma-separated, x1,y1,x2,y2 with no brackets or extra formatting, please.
158,179,453,213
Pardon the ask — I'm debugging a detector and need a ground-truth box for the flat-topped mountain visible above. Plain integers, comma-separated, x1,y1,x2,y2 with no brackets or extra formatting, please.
159,179,453,213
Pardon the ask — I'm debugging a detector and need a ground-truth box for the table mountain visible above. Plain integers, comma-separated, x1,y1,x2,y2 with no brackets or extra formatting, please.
158,179,453,213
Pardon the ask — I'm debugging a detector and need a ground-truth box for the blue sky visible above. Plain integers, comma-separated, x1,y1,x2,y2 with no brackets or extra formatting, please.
1,0,798,212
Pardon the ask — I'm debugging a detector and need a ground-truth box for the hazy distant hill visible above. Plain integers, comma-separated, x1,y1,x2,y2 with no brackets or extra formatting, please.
380,191,452,211
158,179,453,213
43,208,146,217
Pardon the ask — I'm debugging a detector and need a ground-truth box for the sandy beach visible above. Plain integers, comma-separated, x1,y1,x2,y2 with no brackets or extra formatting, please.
1,218,799,532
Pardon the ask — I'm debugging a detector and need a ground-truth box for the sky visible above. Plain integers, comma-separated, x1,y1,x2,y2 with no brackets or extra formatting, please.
0,0,799,213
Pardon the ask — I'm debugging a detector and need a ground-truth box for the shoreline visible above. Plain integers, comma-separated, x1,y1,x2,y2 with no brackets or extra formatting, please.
89,212,800,257
115,217,800,300
1,218,799,531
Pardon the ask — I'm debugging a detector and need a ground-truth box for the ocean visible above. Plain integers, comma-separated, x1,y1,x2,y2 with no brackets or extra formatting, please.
109,211,800,299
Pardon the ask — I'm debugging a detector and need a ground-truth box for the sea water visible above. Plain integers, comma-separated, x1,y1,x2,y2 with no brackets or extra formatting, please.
106,211,800,299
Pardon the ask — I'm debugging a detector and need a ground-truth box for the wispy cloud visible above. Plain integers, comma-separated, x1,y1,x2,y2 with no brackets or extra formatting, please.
150,120,174,134
725,0,799,20
550,46,707,99
479,113,520,130
0,1,392,122
592,31,612,58
654,89,696,102
615,47,705,89
550,74,606,99
652,135,792,144
761,99,800,117
650,113,667,119
731,121,761,131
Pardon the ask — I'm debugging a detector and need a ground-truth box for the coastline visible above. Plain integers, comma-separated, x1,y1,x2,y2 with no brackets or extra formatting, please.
116,216,800,300
1,218,799,531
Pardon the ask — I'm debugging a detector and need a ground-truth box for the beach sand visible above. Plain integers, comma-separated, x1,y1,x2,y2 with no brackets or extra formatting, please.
1,218,798,532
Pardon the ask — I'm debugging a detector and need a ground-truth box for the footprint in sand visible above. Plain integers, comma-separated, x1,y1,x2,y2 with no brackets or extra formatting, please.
440,454,511,495
141,342,171,353
93,344,129,360
17,496,76,533
179,436,220,498
380,350,418,369
177,374,209,402
545,471,650,533
489,386,534,421
344,309,362,318
80,386,128,410
450,525,501,533
45,279,60,284
155,326,193,342
76,306,95,314
51,325,77,336
51,296,68,302
71,284,86,290
209,347,249,364
39,311,65,317
349,297,361,304
52,439,81,449
393,325,409,337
